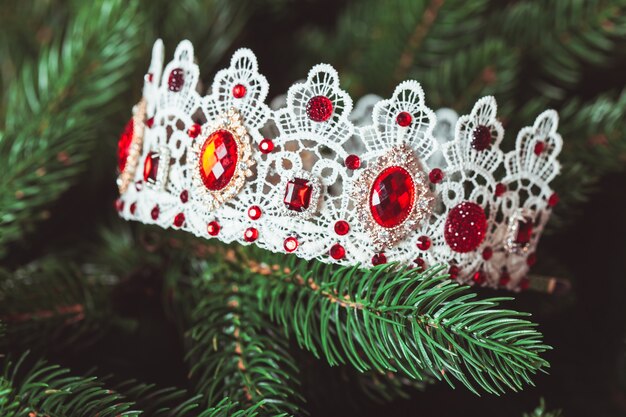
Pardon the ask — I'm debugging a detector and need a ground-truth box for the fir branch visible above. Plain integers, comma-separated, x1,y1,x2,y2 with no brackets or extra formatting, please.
242,250,549,395
184,263,304,415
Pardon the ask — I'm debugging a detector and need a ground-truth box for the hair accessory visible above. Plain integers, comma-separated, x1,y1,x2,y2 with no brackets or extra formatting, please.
116,39,562,291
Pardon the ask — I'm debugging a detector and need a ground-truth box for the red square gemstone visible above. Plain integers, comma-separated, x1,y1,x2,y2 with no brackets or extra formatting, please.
284,178,312,212
514,217,533,244
143,152,159,183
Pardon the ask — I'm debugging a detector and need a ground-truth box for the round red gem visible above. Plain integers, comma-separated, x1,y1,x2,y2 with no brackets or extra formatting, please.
284,237,298,253
180,190,189,203
117,118,134,172
151,205,159,220
534,141,545,155
429,168,443,184
372,253,387,266
548,192,559,207
168,68,185,92
145,117,154,128
306,96,333,122
232,84,247,98
244,227,258,242
471,125,492,151
174,213,185,227
199,129,238,191
444,202,487,253
499,271,511,287
207,221,220,236
520,277,530,291
345,154,361,170
414,257,426,271
146,73,154,83
495,183,507,197
115,199,124,212
482,246,493,260
416,235,431,251
396,111,412,127
472,270,486,285
448,265,460,280
188,124,202,138
370,166,415,228
526,252,537,266
334,220,350,236
248,205,262,220
329,243,345,260
130,202,137,214
259,138,274,154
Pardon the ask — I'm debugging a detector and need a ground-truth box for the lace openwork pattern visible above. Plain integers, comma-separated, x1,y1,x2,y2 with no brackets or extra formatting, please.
117,40,562,291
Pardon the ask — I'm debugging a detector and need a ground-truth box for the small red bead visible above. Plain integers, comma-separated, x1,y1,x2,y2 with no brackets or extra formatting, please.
130,202,137,215
115,199,124,212
499,271,511,287
472,270,486,285
471,125,492,151
448,265,460,280
548,192,559,207
416,235,431,251
180,190,189,203
168,68,185,92
187,123,202,138
396,111,412,127
207,221,220,236
248,205,262,220
147,73,154,83
414,257,426,271
345,154,361,170
145,117,154,128
244,227,258,242
174,213,185,227
495,183,507,197
482,246,493,260
444,202,487,253
372,253,387,266
520,277,530,291
284,236,299,253
232,84,247,98
329,243,345,260
151,205,159,220
334,220,350,236
526,252,537,267
429,168,444,184
306,96,333,122
534,141,545,155
259,138,274,154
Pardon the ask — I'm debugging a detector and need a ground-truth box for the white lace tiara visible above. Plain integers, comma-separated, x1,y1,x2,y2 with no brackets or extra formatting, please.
115,39,562,291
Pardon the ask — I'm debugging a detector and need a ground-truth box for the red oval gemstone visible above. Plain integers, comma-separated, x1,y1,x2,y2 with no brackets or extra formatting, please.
188,123,202,138
130,202,137,214
306,96,333,122
199,129,238,191
168,68,185,92
534,141,545,155
372,253,387,266
495,183,507,197
207,221,220,236
448,265,460,280
248,205,262,220
174,213,185,227
515,218,533,245
232,84,247,98
244,227,258,242
329,243,345,260
444,202,487,253
548,192,559,207
145,117,154,128
151,205,159,220
259,138,274,154
471,125,492,151
416,235,431,251
414,257,426,271
143,152,159,183
345,154,361,170
396,111,412,127
117,118,134,172
284,237,298,253
472,270,486,285
180,190,189,203
482,246,493,260
428,168,443,184
369,166,415,228
334,220,350,236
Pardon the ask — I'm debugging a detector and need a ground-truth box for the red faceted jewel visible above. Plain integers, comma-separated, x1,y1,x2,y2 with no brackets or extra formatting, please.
495,183,507,197
396,111,412,127
259,138,274,154
306,96,333,122
188,124,202,138
232,84,247,98
207,221,220,236
117,118,134,172
416,235,431,251
284,178,313,212
151,205,159,220
130,202,137,215
199,129,238,191
472,270,486,285
334,220,350,236
372,253,387,266
471,125,492,151
482,246,493,260
429,168,443,184
174,213,185,228
414,257,426,271
448,264,460,280
534,141,545,155
145,117,154,128
370,166,415,228
248,205,262,220
244,227,258,242
329,243,345,260
444,202,487,253
284,237,298,253
180,190,189,203
168,68,184,92
515,217,533,245
345,154,361,170
143,152,159,183
548,192,559,207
